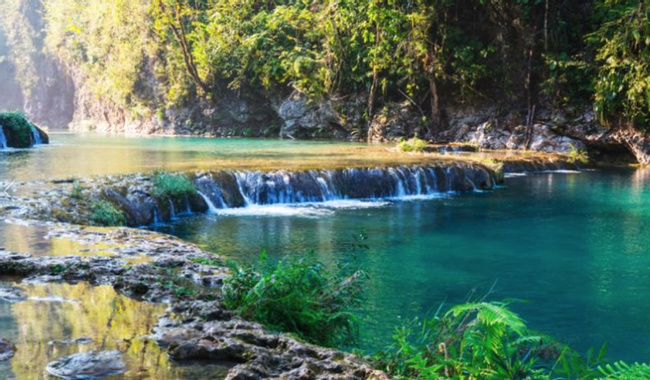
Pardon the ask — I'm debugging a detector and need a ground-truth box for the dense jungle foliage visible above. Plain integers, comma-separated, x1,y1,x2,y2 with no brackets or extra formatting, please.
1,0,649,133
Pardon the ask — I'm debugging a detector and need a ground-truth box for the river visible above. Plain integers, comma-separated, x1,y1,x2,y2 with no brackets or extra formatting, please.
1,133,649,364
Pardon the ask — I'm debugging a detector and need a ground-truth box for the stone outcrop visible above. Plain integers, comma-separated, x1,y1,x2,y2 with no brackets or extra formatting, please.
278,92,347,139
0,113,49,149
154,302,388,380
0,222,389,379
0,337,16,361
367,101,425,143
611,127,650,165
45,350,126,379
70,90,282,138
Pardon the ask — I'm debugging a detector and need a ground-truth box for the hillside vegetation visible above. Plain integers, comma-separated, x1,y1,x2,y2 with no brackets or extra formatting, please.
1,1,649,139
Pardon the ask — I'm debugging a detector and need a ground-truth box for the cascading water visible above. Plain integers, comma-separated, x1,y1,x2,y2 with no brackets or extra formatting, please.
193,163,496,212
0,126,7,149
30,126,43,145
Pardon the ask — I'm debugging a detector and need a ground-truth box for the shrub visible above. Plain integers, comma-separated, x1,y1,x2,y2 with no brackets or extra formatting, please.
222,252,366,347
568,144,590,165
89,198,126,226
397,137,428,153
373,301,593,379
151,172,195,200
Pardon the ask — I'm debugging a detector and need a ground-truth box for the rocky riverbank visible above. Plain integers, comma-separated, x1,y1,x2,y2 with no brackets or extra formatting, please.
0,221,387,379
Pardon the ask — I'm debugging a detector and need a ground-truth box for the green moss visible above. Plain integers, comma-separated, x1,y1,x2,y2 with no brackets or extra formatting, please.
0,260,35,276
89,198,126,226
0,112,34,148
189,257,224,267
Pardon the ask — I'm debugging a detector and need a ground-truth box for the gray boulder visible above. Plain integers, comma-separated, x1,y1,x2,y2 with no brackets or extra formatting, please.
45,350,126,379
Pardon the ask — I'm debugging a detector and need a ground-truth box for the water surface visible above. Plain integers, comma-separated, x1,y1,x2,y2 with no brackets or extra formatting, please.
0,282,229,379
155,169,650,362
1,134,647,364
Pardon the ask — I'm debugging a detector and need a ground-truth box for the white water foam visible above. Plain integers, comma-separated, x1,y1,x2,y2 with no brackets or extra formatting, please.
214,204,335,217
387,193,451,202
211,199,398,217
31,126,43,145
506,170,581,178
504,173,528,178
539,170,581,174
310,199,391,209
27,296,78,304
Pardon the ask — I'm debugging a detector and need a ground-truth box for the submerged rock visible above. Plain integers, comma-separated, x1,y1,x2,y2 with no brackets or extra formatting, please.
48,337,93,346
0,337,16,361
0,284,26,302
45,350,126,379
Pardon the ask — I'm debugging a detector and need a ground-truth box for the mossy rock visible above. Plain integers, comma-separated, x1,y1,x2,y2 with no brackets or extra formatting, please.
0,112,49,148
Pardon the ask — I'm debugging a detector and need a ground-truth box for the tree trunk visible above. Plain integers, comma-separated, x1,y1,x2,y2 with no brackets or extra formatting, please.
164,0,210,96
429,77,440,135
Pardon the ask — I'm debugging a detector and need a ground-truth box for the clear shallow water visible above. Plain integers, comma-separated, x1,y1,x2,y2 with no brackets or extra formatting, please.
0,282,229,379
0,133,398,183
154,169,650,362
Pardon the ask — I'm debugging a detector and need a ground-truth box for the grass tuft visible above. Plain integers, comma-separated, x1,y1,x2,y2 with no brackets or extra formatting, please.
89,198,126,226
151,172,196,200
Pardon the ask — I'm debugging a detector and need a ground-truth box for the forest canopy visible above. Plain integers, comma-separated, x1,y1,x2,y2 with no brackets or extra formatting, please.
4,0,650,132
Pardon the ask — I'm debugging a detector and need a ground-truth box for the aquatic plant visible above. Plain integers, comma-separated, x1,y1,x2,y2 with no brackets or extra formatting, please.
151,172,196,200
397,137,428,153
222,252,366,347
89,199,126,226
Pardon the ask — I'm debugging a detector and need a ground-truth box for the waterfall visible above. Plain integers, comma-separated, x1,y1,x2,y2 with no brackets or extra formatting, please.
197,191,221,214
110,163,496,226
168,199,176,219
194,163,495,208
152,208,162,224
30,126,43,145
0,127,6,149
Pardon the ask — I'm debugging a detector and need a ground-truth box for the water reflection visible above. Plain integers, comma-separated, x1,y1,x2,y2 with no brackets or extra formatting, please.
0,222,117,258
0,282,228,379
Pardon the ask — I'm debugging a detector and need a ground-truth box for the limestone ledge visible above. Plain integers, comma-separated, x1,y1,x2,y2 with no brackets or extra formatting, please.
0,221,388,380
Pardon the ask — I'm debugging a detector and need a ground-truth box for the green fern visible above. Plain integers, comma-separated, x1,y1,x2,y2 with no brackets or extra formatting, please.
598,361,650,379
